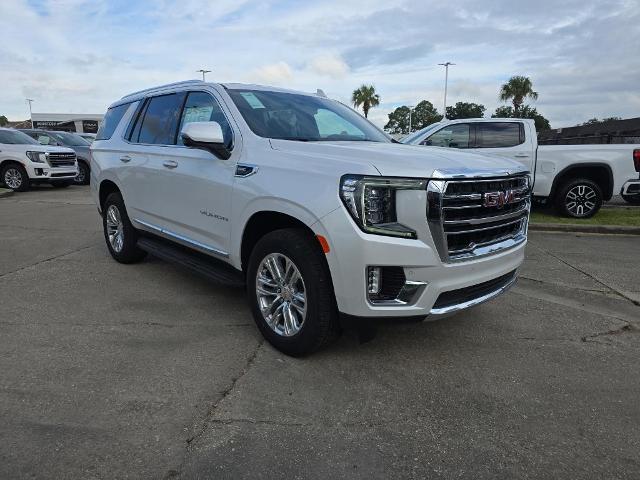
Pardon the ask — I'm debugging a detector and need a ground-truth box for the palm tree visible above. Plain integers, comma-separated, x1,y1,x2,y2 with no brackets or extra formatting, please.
352,85,380,118
499,76,538,117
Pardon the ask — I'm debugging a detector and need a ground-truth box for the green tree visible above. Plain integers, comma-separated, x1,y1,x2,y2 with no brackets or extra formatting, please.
351,85,380,118
499,76,538,116
445,102,486,120
581,116,622,125
384,100,443,134
0,115,8,127
492,105,550,131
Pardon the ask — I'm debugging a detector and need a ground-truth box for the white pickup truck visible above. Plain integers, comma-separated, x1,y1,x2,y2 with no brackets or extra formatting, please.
402,118,640,217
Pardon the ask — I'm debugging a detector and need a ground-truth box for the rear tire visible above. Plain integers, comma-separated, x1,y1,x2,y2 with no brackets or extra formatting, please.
247,228,340,356
555,178,602,218
102,192,147,263
2,163,29,192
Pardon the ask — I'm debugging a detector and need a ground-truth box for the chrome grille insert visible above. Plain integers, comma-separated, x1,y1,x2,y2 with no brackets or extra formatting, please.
427,172,531,262
47,152,76,167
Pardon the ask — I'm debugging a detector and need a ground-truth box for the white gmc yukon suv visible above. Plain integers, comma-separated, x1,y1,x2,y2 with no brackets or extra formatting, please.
0,128,78,191
91,80,531,355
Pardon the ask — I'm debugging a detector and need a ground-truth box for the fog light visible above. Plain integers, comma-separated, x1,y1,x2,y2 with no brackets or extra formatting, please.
367,266,382,294
35,168,44,176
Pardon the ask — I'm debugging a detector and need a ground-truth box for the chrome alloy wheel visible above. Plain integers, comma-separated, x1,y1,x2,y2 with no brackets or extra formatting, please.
566,184,597,216
106,204,125,253
255,253,307,337
4,168,23,189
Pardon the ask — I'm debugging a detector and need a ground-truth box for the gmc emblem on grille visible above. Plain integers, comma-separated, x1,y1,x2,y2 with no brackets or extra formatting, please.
484,189,518,208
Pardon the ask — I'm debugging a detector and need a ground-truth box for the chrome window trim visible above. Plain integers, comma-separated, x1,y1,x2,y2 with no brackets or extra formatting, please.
132,218,229,258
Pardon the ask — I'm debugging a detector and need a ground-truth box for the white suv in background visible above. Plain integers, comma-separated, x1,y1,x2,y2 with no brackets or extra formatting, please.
0,128,78,191
91,80,531,355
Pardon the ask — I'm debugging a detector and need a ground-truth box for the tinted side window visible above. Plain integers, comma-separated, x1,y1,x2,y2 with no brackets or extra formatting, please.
177,92,233,148
137,93,185,145
477,122,523,148
424,124,470,148
96,103,130,140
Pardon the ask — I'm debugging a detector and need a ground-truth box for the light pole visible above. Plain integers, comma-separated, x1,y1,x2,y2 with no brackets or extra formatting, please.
438,62,455,118
26,98,34,128
197,69,211,81
407,105,415,134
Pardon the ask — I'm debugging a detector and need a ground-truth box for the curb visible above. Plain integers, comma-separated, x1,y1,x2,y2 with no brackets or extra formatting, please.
0,188,14,198
530,222,640,235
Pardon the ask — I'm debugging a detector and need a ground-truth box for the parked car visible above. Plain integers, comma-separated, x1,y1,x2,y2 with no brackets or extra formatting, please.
402,118,640,216
0,128,78,191
20,129,91,185
78,133,96,143
91,80,531,355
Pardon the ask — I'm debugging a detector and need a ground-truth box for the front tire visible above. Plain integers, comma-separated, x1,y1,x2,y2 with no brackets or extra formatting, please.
2,164,29,192
555,178,602,218
622,194,640,205
102,192,147,263
247,228,340,356
74,161,89,185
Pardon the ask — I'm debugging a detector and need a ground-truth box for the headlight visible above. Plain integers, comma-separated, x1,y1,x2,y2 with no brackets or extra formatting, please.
339,175,427,238
26,151,47,163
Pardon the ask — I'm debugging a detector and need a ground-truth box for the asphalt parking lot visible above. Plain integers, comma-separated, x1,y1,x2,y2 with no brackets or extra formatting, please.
1,186,639,479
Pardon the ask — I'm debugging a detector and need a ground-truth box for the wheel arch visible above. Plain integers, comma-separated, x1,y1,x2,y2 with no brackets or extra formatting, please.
98,179,121,211
550,163,614,201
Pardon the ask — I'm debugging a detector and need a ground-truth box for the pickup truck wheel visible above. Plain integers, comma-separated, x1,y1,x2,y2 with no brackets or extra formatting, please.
102,192,147,263
556,178,602,218
74,161,89,185
247,228,339,356
2,164,29,192
621,194,640,205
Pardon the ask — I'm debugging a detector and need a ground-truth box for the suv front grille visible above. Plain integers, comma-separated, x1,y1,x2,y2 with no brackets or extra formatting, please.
427,174,531,262
47,152,76,167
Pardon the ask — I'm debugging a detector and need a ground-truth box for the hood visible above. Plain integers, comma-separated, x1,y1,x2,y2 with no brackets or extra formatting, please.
269,140,527,178
38,145,76,155
69,145,90,160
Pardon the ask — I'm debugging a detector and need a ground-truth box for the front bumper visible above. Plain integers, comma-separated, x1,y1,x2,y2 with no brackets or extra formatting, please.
25,162,78,181
314,206,526,318
621,180,640,197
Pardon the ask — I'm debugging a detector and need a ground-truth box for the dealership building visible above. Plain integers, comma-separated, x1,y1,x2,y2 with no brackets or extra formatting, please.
30,113,104,134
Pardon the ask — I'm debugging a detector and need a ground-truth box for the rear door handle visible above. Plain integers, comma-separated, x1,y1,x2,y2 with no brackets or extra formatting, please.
163,160,178,169
514,154,530,158
120,155,131,163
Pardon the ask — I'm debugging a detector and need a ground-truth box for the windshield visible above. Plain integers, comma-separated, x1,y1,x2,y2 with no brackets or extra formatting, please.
49,131,90,146
401,123,442,144
0,129,41,145
228,89,390,143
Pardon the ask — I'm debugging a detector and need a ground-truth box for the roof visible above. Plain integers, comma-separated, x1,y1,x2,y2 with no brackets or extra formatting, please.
113,79,320,108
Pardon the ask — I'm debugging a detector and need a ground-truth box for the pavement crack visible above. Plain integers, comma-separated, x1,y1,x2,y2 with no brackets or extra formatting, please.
0,243,98,279
165,338,265,479
582,324,634,344
529,243,640,307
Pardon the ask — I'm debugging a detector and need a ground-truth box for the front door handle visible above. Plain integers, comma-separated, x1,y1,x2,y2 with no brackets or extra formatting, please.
163,160,178,169
120,155,131,163
514,153,530,158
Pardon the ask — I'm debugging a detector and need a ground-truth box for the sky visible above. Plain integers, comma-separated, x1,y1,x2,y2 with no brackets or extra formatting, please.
1,0,639,129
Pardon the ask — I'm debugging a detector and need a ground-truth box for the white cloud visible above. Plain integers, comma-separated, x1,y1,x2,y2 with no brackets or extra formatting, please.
308,54,349,78
251,61,293,85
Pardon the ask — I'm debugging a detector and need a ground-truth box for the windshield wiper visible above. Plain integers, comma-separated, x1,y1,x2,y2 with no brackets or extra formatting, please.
273,136,317,142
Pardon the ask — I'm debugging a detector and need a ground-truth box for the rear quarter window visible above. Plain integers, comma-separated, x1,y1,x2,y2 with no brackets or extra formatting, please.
96,103,131,141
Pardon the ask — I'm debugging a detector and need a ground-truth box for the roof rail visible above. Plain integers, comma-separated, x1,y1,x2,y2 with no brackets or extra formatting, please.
120,80,206,100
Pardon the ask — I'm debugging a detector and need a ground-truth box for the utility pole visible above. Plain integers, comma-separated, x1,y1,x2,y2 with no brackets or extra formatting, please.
197,69,211,81
438,62,455,118
26,98,34,128
407,105,415,134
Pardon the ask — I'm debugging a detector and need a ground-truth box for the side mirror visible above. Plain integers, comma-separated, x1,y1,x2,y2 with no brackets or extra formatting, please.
180,121,231,160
